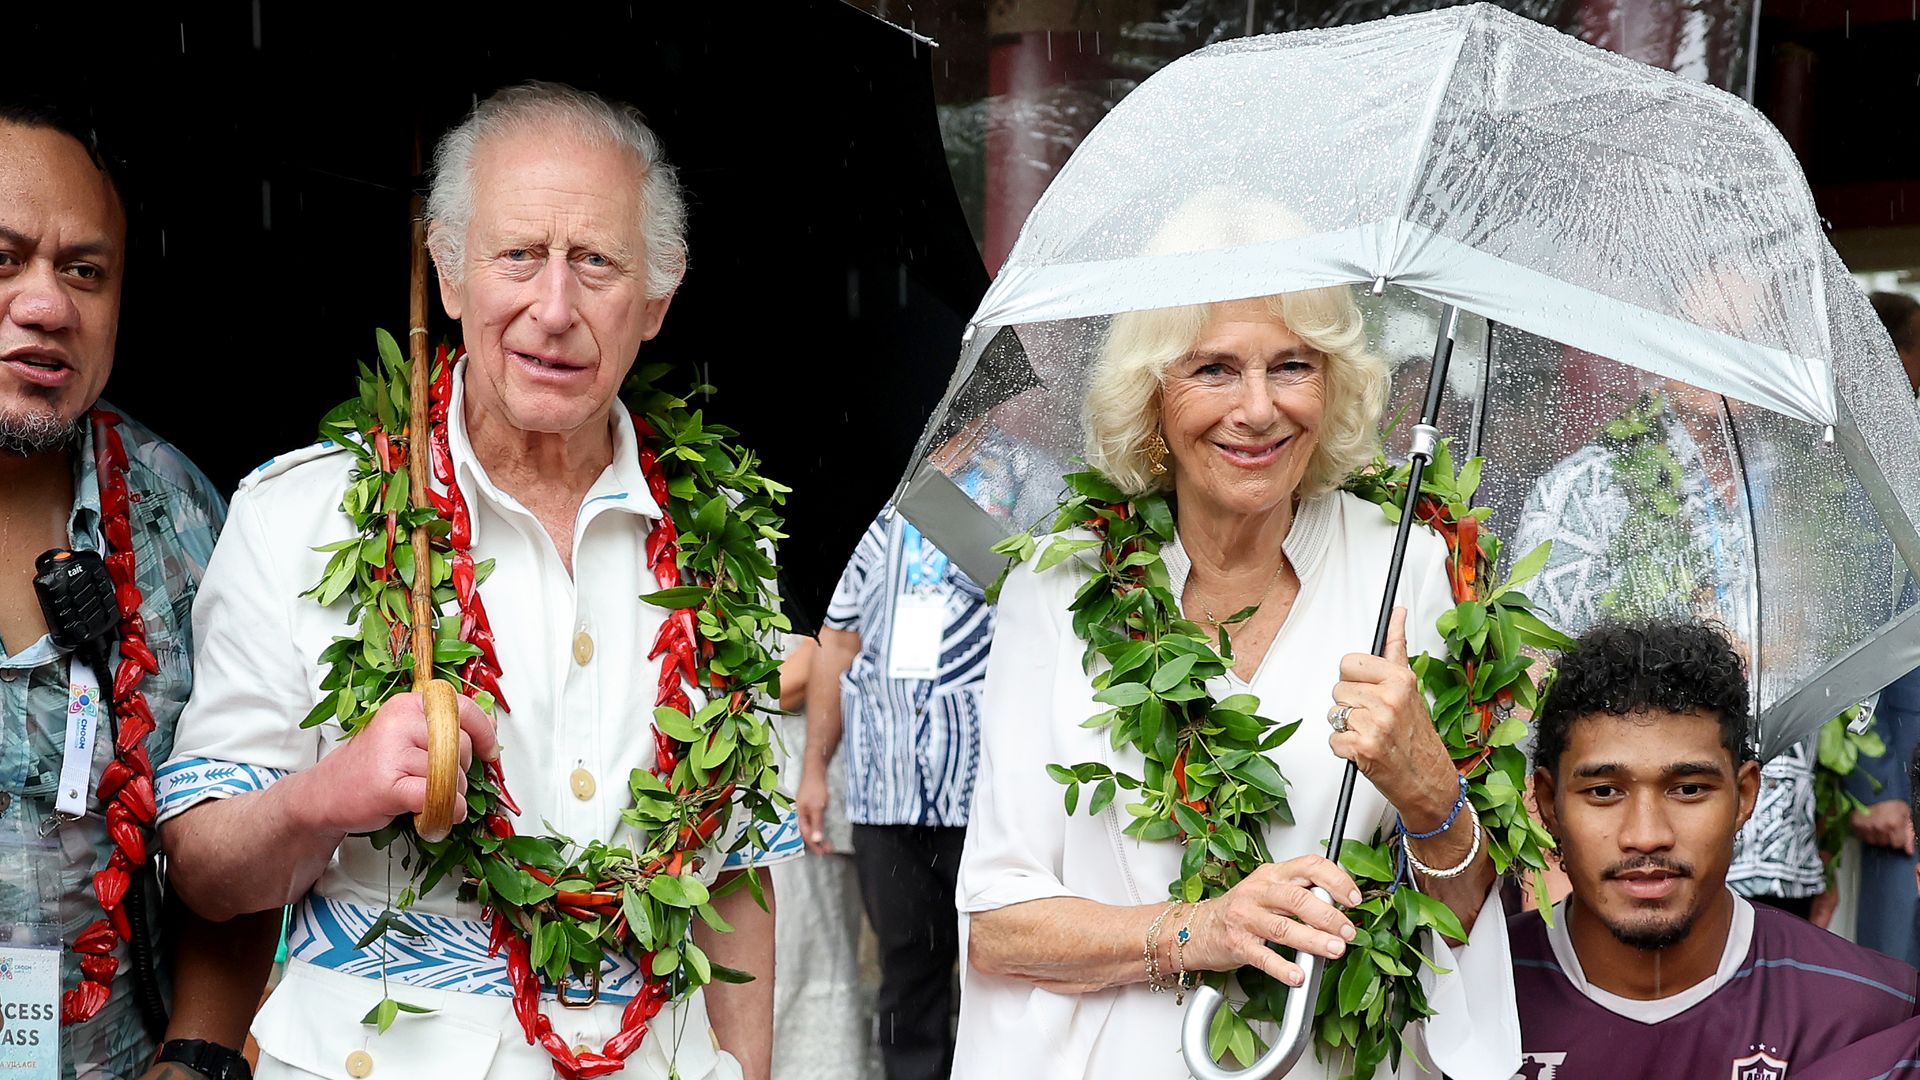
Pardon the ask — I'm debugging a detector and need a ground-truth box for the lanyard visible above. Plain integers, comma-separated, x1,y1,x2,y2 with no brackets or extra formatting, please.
51,656,104,827
902,521,950,590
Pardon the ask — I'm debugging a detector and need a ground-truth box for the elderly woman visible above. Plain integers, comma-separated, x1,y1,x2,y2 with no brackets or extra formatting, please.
952,287,1517,1079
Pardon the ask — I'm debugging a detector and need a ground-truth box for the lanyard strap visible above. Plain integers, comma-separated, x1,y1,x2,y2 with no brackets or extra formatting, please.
53,658,104,822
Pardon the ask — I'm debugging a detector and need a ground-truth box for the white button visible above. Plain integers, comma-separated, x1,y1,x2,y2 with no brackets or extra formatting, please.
571,767,596,801
345,1050,374,1077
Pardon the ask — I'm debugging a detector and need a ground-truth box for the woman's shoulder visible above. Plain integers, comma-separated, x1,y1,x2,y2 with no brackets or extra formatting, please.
1323,489,1450,566
999,527,1101,611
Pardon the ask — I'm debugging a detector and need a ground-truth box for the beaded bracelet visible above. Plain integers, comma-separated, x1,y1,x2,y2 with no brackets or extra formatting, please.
1403,773,1470,840
1403,802,1483,880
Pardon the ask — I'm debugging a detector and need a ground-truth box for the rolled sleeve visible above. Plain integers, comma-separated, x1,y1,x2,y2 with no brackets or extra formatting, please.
158,486,325,824
718,806,805,872
956,558,1077,913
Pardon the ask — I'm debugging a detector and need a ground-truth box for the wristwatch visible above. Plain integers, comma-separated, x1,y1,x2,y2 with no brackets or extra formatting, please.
155,1039,254,1080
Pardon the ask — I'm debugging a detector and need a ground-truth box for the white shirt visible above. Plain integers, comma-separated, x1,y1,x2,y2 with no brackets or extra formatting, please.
159,365,793,1080
952,490,1520,1080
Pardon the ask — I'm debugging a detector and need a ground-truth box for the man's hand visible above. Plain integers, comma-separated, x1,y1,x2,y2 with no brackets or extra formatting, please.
300,690,497,835
1851,799,1916,854
796,763,834,855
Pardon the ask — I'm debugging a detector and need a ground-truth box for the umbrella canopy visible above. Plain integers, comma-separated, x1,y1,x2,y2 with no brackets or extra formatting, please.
894,2,1920,757
16,0,986,630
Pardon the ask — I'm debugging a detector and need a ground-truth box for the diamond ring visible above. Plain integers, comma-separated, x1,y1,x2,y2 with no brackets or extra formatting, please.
1329,704,1355,732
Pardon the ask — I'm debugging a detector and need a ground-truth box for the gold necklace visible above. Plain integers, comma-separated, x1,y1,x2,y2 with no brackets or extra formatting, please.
1197,557,1289,628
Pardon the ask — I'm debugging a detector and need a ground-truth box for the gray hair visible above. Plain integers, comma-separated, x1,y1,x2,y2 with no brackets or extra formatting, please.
0,408,82,457
425,81,689,299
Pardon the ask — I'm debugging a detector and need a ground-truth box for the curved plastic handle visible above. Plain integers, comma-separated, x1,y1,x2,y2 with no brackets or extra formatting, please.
412,679,462,843
1180,886,1329,1080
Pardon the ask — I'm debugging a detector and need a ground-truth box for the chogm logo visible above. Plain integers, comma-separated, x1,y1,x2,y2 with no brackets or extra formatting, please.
1732,1049,1788,1080
0,956,13,981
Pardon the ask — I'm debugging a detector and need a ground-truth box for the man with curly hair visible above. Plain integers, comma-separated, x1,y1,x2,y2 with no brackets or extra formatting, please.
1506,620,1919,1080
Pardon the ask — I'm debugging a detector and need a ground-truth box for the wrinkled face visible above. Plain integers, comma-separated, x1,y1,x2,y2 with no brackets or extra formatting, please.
0,123,125,447
438,128,671,439
1536,710,1758,951
1159,298,1324,518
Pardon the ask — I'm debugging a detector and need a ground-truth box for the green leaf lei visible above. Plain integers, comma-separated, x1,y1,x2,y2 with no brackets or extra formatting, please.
300,330,790,1069
993,440,1567,1079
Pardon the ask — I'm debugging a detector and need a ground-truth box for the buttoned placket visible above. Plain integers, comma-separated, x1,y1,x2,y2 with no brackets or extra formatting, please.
440,368,665,860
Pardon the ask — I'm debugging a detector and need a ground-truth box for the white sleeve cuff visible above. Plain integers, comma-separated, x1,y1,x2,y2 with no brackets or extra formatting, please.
1411,884,1521,1080
718,807,806,872
153,756,289,825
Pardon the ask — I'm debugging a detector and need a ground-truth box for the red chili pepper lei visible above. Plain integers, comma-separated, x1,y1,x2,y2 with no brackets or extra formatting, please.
374,374,759,1076
53,410,167,1029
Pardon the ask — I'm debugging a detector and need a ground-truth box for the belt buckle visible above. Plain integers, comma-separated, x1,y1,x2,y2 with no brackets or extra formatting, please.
555,965,601,1009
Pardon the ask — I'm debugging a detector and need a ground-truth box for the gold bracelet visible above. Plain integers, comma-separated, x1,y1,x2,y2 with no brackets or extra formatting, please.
1173,899,1206,1005
1144,901,1183,992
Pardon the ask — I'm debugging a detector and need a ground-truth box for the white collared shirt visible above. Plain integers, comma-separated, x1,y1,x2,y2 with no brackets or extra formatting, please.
158,364,795,1079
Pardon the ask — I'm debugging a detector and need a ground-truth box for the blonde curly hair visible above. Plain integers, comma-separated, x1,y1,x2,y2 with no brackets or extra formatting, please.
1083,287,1388,498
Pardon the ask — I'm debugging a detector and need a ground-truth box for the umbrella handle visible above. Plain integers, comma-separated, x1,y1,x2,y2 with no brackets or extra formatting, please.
1180,886,1327,1080
412,678,462,842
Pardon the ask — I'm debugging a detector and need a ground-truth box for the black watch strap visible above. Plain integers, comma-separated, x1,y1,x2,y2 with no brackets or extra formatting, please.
155,1038,253,1080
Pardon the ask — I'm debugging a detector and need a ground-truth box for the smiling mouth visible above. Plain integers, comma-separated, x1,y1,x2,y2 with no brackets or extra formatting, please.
1215,435,1290,463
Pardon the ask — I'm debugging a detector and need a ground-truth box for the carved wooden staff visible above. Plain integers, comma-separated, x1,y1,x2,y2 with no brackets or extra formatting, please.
408,196,462,843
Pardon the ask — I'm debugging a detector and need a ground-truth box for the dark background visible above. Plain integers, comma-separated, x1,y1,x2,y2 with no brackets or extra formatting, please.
13,0,989,630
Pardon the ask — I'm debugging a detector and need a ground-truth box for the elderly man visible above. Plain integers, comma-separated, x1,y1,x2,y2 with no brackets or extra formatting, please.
0,101,277,1080
156,84,793,1080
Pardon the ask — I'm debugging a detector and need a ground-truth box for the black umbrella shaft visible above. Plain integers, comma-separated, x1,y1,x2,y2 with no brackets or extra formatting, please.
1326,305,1458,867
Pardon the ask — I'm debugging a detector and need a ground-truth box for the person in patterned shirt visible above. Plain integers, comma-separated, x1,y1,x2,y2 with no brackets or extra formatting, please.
1505,621,1918,1080
0,101,278,1079
1511,384,1830,924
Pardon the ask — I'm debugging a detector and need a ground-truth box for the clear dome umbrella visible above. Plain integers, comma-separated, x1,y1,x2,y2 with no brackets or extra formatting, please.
890,4,1920,1077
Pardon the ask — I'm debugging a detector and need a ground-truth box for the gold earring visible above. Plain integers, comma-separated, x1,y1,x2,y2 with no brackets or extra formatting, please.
1146,430,1169,477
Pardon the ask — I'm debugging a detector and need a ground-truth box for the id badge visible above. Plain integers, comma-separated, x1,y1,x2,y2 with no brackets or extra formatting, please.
887,593,946,680
0,933,60,1078
0,831,64,1080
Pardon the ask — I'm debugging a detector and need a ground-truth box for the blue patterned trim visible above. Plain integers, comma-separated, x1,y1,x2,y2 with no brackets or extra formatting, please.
287,894,646,1004
721,808,805,870
154,756,289,821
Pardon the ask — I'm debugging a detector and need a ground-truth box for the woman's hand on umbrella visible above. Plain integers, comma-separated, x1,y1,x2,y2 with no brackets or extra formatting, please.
1180,856,1361,987
1329,607,1459,830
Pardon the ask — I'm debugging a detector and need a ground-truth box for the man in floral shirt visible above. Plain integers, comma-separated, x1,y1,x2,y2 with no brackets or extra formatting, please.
0,100,277,1080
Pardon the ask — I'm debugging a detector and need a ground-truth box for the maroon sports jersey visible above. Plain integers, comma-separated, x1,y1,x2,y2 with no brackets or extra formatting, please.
1793,1014,1920,1079
1505,900,1919,1080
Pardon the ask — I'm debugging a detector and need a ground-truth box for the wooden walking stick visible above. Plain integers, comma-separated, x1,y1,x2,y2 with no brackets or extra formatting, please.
407,194,463,843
